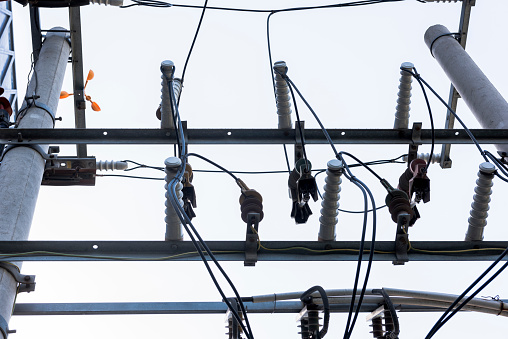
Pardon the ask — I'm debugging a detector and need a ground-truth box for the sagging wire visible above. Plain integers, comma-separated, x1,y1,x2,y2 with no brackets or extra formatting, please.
122,0,408,13
165,77,254,339
425,246,508,339
272,69,379,339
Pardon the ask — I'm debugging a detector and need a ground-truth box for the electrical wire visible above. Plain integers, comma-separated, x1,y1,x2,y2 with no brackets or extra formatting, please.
166,79,255,339
401,67,435,172
179,0,208,88
425,246,508,339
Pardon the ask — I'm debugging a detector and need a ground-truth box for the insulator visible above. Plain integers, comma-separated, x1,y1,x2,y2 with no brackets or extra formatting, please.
239,189,264,223
370,317,384,339
393,62,414,129
298,318,311,339
164,157,184,241
318,159,343,241
403,152,441,164
159,60,182,129
465,162,496,241
273,61,292,129
96,160,128,171
386,189,414,223
298,310,321,339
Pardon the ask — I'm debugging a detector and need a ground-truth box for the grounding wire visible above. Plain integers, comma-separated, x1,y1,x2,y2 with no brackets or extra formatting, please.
167,80,254,338
425,246,508,338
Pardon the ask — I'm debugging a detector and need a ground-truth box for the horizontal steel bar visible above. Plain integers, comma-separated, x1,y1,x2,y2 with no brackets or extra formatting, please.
0,241,506,262
0,128,507,145
11,301,456,316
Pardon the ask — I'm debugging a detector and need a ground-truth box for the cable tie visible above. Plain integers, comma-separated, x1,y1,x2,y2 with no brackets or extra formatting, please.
429,32,461,58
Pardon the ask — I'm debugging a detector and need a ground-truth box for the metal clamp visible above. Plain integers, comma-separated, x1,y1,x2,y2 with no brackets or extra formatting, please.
244,212,260,267
392,213,411,265
0,262,36,293
0,144,49,162
407,122,422,165
294,120,305,163
19,97,56,126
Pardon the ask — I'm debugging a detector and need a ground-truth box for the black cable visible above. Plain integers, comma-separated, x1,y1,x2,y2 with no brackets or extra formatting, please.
179,0,208,88
122,160,165,172
283,144,292,174
300,286,330,339
425,246,508,338
372,288,400,336
402,67,435,172
96,174,164,180
339,151,383,181
122,0,407,13
338,205,386,214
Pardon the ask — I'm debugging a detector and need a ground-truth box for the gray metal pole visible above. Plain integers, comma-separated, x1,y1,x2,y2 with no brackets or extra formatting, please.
0,28,70,338
424,24,508,154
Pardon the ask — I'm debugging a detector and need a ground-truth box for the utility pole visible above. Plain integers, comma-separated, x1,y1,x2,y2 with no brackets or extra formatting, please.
0,28,70,338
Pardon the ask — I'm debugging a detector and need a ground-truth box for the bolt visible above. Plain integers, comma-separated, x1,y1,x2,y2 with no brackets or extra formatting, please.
171,244,178,251
24,276,31,281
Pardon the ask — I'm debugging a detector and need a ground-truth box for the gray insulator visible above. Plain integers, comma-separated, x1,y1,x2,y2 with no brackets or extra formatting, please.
393,62,414,129
318,159,343,241
465,162,496,241
96,160,128,171
160,61,182,129
273,61,292,130
165,157,184,241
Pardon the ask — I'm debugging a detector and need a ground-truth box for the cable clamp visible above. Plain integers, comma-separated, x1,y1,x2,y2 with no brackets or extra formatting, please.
18,97,56,127
0,262,36,293
0,144,50,162
430,32,461,57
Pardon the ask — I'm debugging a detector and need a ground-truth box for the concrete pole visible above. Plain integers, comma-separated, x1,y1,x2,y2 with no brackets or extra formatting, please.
0,28,70,337
424,24,508,155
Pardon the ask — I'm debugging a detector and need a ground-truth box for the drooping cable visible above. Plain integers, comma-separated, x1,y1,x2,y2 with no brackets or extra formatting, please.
425,246,508,339
166,79,254,339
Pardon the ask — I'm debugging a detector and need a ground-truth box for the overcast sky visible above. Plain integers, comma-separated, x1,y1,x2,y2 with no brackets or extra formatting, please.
8,0,508,338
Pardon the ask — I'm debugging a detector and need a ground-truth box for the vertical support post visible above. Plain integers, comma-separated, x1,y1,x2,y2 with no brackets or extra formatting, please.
69,7,87,157
0,28,70,338
439,0,475,169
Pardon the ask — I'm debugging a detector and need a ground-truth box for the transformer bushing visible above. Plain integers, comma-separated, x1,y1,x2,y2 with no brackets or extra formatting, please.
318,159,343,241
273,61,292,129
160,60,182,129
465,162,496,241
393,62,414,129
165,157,184,241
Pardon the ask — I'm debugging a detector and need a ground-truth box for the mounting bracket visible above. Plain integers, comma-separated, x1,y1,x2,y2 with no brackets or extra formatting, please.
244,212,260,267
0,262,36,293
406,122,422,166
392,212,411,265
294,120,305,164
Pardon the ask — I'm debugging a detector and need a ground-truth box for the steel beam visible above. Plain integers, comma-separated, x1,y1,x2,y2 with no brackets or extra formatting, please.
0,128,507,145
0,240,506,262
69,7,87,157
440,0,474,168
11,301,461,316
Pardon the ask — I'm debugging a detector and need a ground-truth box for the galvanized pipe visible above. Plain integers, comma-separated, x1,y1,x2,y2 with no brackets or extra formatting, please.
273,61,292,129
0,27,70,338
165,157,184,241
318,159,343,241
393,62,414,129
465,162,496,241
425,24,508,154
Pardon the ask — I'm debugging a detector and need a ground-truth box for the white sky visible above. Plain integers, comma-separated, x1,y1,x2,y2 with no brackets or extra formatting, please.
8,0,508,338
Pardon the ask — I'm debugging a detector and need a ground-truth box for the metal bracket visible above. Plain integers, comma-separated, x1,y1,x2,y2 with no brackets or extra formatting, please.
180,120,188,156
407,122,422,166
42,156,96,186
1,143,49,162
392,212,411,265
294,120,305,163
0,262,36,293
244,212,260,267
